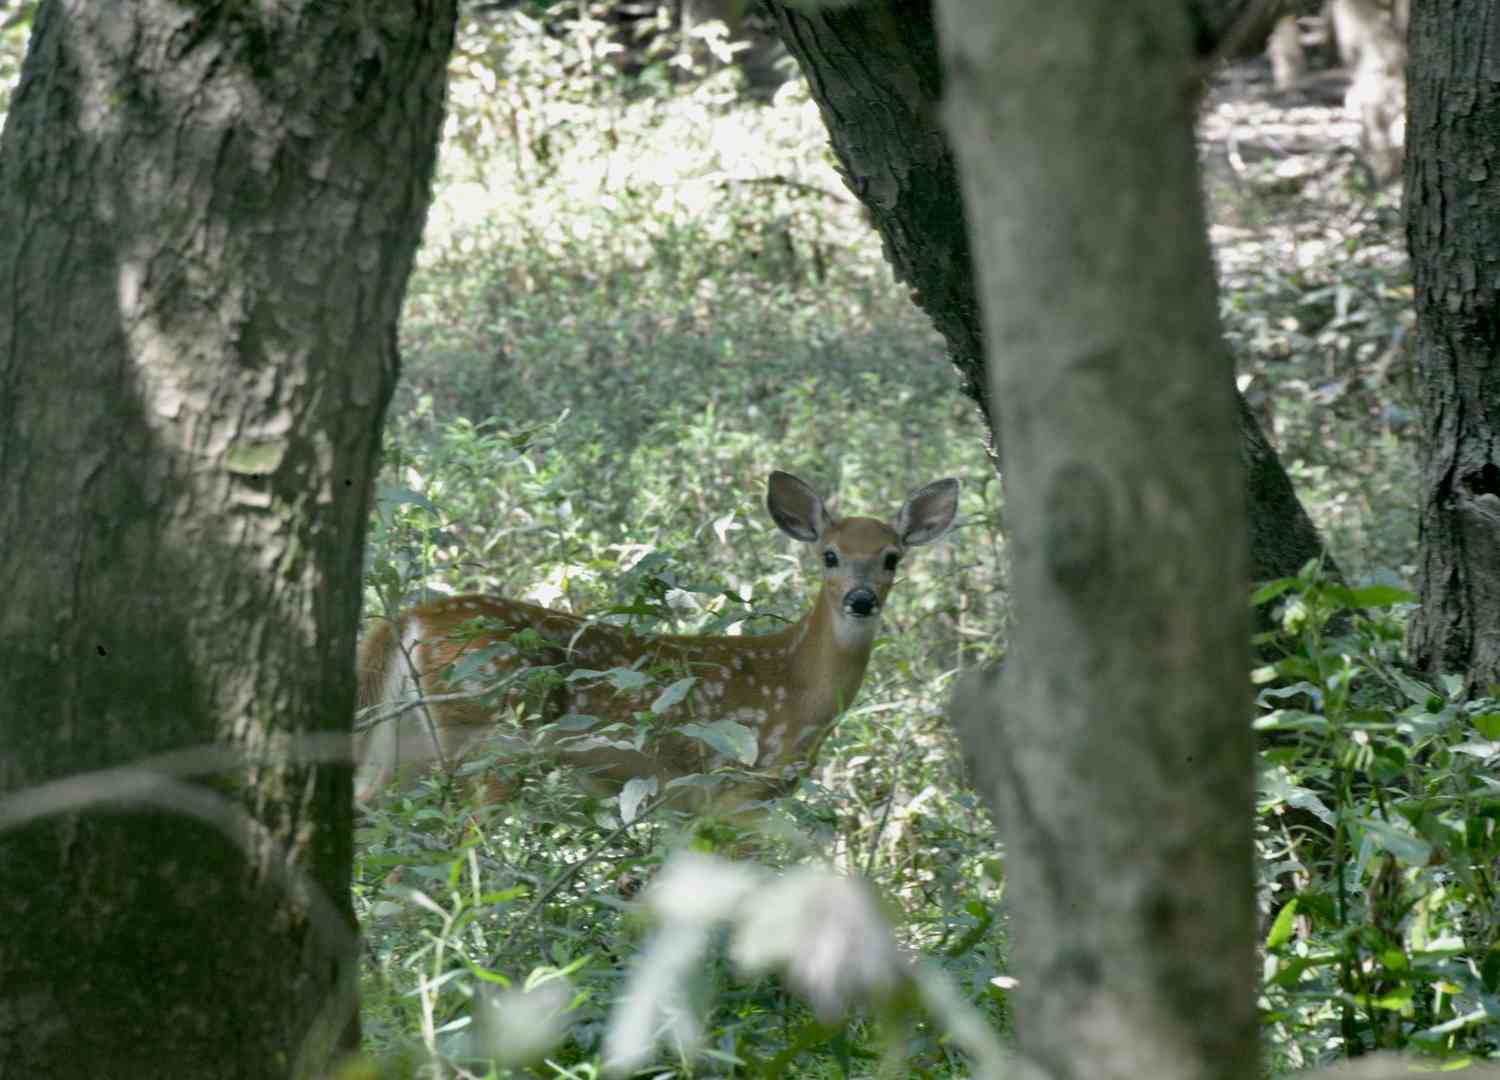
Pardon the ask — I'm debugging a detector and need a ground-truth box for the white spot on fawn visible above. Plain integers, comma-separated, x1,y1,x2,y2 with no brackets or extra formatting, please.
763,724,785,755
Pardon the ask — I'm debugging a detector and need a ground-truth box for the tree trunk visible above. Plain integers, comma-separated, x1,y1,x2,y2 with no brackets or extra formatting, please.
1269,14,1309,90
940,2,1255,1078
1402,0,1500,690
1330,0,1407,183
0,2,455,1076
764,0,1329,591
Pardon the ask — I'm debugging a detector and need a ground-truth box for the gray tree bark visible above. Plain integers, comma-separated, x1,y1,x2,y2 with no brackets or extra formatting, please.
939,3,1256,1078
0,1,455,1075
763,0,1329,596
1402,0,1500,691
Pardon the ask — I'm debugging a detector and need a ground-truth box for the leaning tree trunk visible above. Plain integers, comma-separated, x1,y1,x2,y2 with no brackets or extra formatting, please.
0,2,455,1076
764,0,1329,591
1402,0,1500,691
939,3,1256,1077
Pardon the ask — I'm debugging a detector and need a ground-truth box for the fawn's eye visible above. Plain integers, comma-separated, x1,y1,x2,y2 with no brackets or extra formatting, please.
884,552,901,573
823,549,839,568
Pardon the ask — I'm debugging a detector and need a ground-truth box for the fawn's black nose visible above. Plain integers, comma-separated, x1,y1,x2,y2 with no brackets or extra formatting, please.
844,588,881,618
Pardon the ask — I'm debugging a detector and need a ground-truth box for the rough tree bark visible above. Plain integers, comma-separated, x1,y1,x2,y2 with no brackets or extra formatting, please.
1403,0,1500,690
940,2,1256,1078
0,2,455,1076
764,0,1329,591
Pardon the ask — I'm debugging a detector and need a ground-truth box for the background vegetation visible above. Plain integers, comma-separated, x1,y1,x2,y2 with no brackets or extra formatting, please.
354,8,1485,1074
355,7,1491,1078
360,17,1008,1071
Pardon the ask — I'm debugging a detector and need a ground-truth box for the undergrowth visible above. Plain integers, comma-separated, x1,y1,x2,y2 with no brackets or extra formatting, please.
351,4,1463,1077
1255,569,1500,1069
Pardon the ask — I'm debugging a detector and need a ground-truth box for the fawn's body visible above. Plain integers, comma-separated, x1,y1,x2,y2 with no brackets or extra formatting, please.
355,471,958,807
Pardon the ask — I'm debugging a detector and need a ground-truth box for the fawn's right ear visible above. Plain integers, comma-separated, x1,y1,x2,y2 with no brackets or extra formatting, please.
766,471,829,543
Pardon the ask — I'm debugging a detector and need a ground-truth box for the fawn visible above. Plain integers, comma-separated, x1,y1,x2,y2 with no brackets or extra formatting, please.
355,471,958,810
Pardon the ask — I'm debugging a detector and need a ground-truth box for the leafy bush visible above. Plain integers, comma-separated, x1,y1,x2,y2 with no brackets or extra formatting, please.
356,408,1007,1075
1256,568,1500,1069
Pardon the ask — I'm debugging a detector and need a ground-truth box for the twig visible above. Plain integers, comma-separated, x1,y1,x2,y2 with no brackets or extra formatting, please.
490,794,674,970
714,173,852,204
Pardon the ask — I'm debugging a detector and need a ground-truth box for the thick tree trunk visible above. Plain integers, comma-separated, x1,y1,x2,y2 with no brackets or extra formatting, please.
764,0,1329,590
0,2,455,1076
940,2,1255,1078
1402,0,1500,690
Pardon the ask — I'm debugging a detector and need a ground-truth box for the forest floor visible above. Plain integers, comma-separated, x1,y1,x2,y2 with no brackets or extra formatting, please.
1201,56,1417,584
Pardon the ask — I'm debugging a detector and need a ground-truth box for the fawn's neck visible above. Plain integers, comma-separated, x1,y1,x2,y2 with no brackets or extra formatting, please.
761,585,880,769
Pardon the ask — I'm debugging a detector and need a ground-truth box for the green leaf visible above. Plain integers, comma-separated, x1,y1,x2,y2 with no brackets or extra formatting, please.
1259,767,1335,823
1407,935,1466,960
604,667,652,693
1250,663,1280,685
679,719,759,765
376,484,440,515
1266,951,1338,988
619,776,657,823
1393,670,1438,706
445,642,518,685
1287,788,1334,825
1258,681,1322,701
1357,817,1433,866
1481,945,1500,993
1250,578,1297,605
650,676,697,715
1265,898,1298,950
1345,584,1416,608
1273,656,1322,683
1412,1010,1489,1041
1377,946,1409,973
1323,584,1359,609
1253,709,1328,733
552,712,601,731
664,773,724,792
1474,713,1500,740
1294,892,1338,927
1452,738,1500,760
1363,986,1415,1012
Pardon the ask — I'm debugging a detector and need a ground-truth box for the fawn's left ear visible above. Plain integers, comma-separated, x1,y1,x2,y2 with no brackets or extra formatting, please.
895,478,959,547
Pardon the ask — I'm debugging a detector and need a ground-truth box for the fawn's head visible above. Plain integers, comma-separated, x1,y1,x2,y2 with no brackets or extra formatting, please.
765,471,959,646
